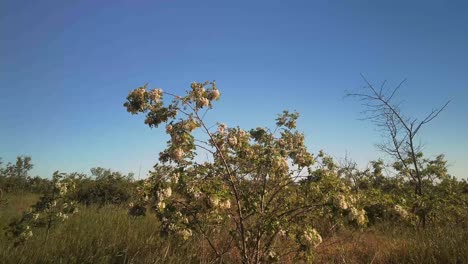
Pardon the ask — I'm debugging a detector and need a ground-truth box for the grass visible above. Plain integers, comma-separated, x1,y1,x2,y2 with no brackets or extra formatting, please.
0,194,204,263
0,192,39,224
315,225,468,264
1,193,467,263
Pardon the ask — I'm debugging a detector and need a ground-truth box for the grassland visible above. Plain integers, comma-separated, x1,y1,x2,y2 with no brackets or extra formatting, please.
1,193,467,264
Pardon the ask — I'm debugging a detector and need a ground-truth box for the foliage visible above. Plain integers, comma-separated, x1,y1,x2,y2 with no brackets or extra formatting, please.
0,156,39,193
347,76,450,227
69,167,135,206
0,79,465,263
1,196,467,264
123,81,369,263
4,172,79,246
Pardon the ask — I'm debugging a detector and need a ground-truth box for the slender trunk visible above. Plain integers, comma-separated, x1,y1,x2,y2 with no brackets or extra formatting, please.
193,110,248,263
409,136,426,227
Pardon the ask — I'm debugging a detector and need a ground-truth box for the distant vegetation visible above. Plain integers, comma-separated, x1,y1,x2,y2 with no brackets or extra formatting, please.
1,81,467,263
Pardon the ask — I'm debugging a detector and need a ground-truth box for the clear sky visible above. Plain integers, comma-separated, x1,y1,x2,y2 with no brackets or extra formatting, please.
1,0,467,179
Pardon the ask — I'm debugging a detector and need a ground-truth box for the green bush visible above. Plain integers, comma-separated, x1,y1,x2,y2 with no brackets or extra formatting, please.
70,168,135,206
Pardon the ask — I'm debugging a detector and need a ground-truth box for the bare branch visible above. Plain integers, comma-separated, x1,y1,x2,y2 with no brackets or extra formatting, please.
414,100,451,135
348,75,450,203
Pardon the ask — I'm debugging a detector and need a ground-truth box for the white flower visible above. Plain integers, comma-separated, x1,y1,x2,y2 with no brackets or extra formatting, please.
183,120,198,131
177,229,192,240
143,179,152,188
208,196,220,208
274,156,288,171
197,97,210,108
172,148,184,161
136,87,146,95
168,223,176,231
356,210,366,226
394,205,409,219
166,124,173,133
149,88,163,102
219,199,231,209
218,123,227,134
199,87,206,95
157,201,166,210
238,129,247,137
245,148,254,157
301,228,322,247
336,194,348,210
278,229,286,237
22,227,33,238
228,136,238,147
278,139,286,147
57,212,68,221
267,251,279,261
171,172,180,184
162,187,172,198
210,88,220,100
349,207,367,226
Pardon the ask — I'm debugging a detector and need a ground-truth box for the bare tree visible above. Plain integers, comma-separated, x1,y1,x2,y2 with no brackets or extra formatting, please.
347,74,450,226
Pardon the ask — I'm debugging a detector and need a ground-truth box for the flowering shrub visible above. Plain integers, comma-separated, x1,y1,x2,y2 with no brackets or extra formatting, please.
298,152,369,232
123,81,345,263
5,171,79,246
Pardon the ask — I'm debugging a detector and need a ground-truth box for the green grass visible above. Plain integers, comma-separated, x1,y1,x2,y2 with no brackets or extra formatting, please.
1,193,467,264
0,194,207,263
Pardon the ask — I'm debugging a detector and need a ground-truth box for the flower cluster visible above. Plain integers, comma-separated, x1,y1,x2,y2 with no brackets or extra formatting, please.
22,226,33,238
339,194,350,210
207,195,231,210
156,186,172,210
124,86,149,114
189,81,220,108
160,211,193,240
298,227,323,249
148,88,163,102
177,228,193,240
55,180,74,196
393,204,409,219
348,207,367,227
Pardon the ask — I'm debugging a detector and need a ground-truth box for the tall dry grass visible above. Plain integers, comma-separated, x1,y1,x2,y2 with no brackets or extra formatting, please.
1,193,467,264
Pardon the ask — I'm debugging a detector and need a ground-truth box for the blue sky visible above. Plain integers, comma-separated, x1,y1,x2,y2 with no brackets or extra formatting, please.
1,0,467,179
